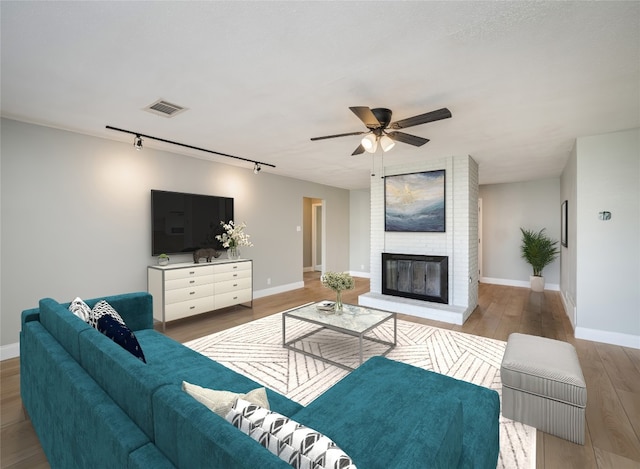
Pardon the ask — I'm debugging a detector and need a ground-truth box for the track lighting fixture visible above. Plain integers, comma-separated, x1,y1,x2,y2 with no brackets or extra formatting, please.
107,125,275,171
134,135,143,151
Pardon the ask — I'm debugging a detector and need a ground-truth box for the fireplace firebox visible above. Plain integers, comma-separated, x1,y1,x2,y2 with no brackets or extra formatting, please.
382,253,448,304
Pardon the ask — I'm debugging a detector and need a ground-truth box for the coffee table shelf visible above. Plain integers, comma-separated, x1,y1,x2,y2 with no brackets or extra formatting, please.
282,302,397,370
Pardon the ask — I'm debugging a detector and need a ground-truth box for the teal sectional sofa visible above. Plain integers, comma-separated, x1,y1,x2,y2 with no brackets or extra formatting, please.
20,292,500,468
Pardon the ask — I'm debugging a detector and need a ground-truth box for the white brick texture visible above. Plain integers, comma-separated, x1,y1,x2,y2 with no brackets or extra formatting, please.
369,155,479,322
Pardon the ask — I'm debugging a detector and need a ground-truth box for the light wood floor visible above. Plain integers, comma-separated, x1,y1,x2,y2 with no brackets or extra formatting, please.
2,273,639,468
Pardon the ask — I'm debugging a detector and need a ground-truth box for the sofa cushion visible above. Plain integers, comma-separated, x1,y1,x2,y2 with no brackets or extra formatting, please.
40,298,92,361
182,381,269,417
153,385,293,469
295,356,499,469
293,356,467,469
69,297,91,322
20,321,151,468
78,327,168,440
227,398,356,469
136,330,304,417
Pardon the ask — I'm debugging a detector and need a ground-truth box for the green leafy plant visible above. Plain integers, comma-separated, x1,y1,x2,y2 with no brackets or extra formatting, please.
520,228,560,277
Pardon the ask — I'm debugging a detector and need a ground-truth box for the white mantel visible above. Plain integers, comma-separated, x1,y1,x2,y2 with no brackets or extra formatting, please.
359,155,479,325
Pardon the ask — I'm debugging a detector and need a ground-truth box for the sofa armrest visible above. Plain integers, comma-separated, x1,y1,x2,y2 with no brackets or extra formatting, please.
21,307,40,326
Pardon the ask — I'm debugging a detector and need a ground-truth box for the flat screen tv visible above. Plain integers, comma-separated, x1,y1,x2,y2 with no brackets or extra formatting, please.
151,190,234,255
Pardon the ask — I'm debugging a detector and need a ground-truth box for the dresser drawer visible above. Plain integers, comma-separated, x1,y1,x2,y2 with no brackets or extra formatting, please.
215,277,252,295
165,266,214,281
213,268,251,283
165,275,214,291
165,297,215,321
165,284,214,304
215,289,252,309
213,261,251,275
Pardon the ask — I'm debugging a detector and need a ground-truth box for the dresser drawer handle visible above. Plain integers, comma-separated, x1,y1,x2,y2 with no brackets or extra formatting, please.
190,291,195,295
190,306,195,310
232,265,238,269
189,271,195,275
189,280,195,284
233,284,238,287
233,296,238,300
233,274,238,277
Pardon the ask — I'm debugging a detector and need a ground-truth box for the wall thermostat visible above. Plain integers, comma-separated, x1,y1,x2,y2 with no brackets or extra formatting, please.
598,211,611,221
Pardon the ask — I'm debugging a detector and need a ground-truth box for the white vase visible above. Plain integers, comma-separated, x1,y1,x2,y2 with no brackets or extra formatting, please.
530,275,545,292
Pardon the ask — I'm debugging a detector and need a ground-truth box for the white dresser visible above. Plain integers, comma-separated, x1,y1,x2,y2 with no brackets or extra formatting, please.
147,259,252,329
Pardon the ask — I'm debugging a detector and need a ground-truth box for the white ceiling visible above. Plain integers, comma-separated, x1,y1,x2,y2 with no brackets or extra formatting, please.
2,1,638,190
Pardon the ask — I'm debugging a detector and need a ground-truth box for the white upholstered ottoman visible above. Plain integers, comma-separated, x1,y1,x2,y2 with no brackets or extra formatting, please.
500,333,587,444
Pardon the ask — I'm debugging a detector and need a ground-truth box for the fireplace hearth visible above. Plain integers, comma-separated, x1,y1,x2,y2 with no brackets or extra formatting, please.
382,253,448,304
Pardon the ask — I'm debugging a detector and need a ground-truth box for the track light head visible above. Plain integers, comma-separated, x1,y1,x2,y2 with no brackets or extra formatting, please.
253,163,261,174
134,135,143,151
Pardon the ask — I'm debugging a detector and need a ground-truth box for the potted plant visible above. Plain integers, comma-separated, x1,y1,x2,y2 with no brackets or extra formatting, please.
157,253,170,266
520,228,560,292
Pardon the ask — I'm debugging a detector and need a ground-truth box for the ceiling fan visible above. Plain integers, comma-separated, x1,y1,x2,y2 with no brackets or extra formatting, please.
310,106,452,155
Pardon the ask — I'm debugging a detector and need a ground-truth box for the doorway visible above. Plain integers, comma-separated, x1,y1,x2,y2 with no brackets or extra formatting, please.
303,197,325,274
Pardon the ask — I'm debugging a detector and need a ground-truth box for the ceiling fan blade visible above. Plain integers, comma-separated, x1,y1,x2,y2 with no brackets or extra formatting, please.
387,131,430,147
390,108,452,130
349,106,381,129
352,144,365,155
310,131,365,141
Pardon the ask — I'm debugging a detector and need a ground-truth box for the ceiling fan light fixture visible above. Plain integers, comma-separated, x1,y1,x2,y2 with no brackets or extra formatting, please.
380,135,395,152
361,134,378,153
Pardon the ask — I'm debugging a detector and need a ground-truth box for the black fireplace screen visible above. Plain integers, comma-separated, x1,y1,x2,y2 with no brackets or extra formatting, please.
382,253,448,304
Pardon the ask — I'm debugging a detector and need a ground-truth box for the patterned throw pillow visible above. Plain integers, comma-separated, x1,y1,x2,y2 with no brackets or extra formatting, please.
68,297,92,322
182,382,269,418
88,300,126,329
226,398,357,469
90,300,146,363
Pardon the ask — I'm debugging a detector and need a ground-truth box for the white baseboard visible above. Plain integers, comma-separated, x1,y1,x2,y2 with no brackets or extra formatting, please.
480,277,560,291
348,270,370,279
303,266,314,273
253,281,305,299
1,342,20,360
575,327,640,349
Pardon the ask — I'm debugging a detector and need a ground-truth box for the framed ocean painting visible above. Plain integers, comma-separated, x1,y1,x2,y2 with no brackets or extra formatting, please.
385,169,445,232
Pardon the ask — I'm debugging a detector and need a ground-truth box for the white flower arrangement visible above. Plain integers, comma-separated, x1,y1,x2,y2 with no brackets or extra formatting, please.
321,271,355,292
215,221,254,249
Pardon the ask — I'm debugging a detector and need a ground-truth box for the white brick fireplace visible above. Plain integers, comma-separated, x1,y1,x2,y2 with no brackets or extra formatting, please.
359,155,479,325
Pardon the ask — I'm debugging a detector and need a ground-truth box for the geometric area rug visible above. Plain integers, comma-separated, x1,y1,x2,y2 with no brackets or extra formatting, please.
184,308,535,469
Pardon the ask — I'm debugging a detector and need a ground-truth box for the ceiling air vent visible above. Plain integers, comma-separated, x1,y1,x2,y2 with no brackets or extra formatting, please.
143,99,188,118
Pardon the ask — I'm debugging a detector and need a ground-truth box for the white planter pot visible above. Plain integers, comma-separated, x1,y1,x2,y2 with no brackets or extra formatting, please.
530,275,545,292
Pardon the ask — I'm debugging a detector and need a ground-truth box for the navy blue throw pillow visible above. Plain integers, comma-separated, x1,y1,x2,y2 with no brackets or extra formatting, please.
97,314,146,363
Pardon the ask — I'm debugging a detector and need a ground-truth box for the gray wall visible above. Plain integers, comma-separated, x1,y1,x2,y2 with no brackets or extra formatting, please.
479,178,561,286
349,189,370,275
0,119,350,348
572,128,639,342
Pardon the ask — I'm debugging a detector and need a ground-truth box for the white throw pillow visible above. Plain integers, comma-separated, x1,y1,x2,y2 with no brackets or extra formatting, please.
68,297,91,322
182,381,269,418
227,398,357,469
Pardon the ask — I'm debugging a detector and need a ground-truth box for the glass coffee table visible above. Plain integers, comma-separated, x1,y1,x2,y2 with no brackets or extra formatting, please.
282,302,397,370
